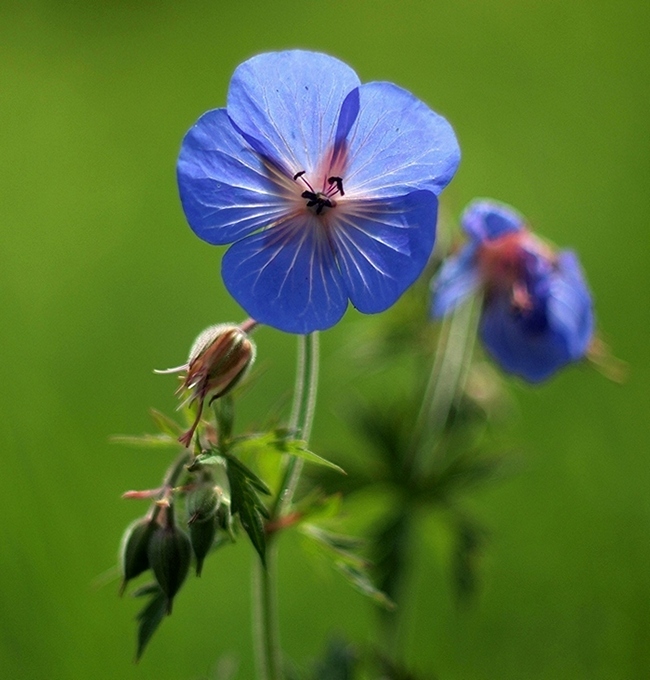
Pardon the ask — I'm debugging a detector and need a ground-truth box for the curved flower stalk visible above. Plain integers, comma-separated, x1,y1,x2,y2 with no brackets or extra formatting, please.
431,200,594,382
178,50,460,334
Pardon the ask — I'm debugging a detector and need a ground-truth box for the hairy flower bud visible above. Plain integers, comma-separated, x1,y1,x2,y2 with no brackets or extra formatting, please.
118,516,156,595
187,484,222,524
147,523,192,614
156,323,256,447
189,517,218,577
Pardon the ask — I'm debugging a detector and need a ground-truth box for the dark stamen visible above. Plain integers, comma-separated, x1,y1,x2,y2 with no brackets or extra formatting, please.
293,170,306,180
327,176,345,196
301,190,333,215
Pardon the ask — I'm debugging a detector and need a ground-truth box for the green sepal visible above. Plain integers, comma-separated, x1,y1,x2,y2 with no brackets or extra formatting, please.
187,484,221,524
186,452,225,471
133,583,167,662
189,517,217,576
147,524,192,613
119,516,156,594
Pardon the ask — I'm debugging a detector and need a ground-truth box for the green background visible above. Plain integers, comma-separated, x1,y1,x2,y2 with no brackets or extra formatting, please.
1,0,648,678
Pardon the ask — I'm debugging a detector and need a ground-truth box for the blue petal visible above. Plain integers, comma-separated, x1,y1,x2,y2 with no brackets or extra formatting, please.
227,51,361,176
547,251,594,359
462,200,524,242
221,216,348,334
479,294,573,383
342,82,460,199
430,244,481,317
331,190,438,313
177,109,291,245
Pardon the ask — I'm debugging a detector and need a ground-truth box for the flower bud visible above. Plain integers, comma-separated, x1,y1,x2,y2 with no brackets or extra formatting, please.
187,484,222,525
189,516,218,577
156,324,256,447
118,516,155,595
147,523,192,614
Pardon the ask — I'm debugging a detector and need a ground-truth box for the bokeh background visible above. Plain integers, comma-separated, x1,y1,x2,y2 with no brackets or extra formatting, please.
1,0,648,678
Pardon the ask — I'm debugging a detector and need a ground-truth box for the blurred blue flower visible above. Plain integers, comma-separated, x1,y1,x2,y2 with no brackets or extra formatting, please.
178,50,460,334
432,200,594,382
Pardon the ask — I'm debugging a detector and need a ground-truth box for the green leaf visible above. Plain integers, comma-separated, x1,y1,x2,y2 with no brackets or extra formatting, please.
282,443,345,475
110,433,178,448
223,453,269,565
232,431,345,475
223,451,271,496
133,584,168,662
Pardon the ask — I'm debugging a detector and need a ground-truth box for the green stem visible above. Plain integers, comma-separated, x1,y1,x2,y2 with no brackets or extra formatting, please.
253,332,320,680
410,295,481,480
253,543,281,680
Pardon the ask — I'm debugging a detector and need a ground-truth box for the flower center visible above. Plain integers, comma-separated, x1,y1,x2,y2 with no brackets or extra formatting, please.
293,171,345,216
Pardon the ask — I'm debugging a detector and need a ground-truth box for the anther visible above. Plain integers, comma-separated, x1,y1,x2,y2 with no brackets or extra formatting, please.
327,176,345,196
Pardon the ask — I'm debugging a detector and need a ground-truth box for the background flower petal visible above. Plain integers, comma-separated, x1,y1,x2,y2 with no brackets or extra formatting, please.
547,251,594,359
430,244,482,317
462,200,524,242
221,217,348,334
177,109,289,245
480,293,575,382
227,50,361,175
343,82,460,199
332,190,437,313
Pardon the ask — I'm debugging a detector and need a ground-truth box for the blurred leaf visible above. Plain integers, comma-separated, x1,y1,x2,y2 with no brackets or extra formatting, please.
149,408,184,437
301,525,366,563
370,511,411,607
294,491,343,524
428,451,510,500
133,584,168,662
111,433,178,448
374,652,437,680
301,524,394,610
334,563,395,611
313,637,358,680
451,516,488,603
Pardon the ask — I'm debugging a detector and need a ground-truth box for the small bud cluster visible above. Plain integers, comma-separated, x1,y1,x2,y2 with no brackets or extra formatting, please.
119,454,235,622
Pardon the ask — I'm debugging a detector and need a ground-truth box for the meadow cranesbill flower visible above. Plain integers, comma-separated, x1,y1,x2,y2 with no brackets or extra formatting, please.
431,200,594,382
178,50,460,334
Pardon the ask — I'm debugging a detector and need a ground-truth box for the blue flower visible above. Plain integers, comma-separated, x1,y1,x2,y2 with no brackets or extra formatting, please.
432,200,594,382
178,50,460,334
